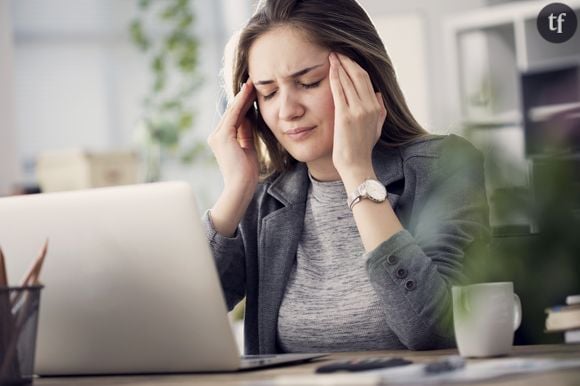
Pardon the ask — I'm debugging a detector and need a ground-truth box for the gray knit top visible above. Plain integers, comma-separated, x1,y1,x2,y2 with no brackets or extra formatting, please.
277,174,404,352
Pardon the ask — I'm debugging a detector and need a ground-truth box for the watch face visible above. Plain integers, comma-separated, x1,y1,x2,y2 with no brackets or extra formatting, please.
365,180,387,201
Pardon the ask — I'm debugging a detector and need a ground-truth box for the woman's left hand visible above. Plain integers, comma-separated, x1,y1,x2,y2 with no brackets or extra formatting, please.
328,52,387,178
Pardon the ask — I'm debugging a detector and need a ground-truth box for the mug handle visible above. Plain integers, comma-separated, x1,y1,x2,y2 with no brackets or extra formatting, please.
513,293,522,331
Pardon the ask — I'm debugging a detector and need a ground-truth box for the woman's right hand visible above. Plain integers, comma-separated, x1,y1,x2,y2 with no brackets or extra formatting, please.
207,80,259,237
208,80,259,194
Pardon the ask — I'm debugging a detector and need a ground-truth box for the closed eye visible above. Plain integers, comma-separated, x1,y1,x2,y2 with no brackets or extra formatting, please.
300,80,321,89
261,80,322,101
263,90,277,101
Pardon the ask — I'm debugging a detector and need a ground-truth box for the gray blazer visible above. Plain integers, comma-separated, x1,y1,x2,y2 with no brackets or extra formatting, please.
202,134,490,354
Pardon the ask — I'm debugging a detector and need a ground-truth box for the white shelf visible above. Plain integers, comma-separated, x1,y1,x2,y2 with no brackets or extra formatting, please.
447,0,580,32
528,102,580,122
462,109,523,128
445,0,580,222
445,0,580,129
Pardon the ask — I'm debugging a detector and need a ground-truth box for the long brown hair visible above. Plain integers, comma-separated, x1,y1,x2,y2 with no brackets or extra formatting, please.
229,0,427,176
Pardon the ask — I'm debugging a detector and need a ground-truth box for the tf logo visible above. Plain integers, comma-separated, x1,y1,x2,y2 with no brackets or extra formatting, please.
537,3,578,43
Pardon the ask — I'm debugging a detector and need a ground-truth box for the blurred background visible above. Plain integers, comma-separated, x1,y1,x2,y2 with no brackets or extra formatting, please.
0,0,579,346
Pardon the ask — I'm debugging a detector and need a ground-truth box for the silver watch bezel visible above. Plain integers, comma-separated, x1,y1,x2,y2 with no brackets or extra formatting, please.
360,179,387,202
347,179,387,209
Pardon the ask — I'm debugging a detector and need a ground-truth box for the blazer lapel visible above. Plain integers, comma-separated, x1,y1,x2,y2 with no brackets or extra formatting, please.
257,164,308,353
373,146,405,208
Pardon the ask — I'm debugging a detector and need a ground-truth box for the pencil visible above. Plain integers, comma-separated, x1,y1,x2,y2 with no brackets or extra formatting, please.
19,239,48,287
0,247,8,287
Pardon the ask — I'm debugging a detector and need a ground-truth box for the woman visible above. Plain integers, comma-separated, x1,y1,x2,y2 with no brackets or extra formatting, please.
204,0,489,354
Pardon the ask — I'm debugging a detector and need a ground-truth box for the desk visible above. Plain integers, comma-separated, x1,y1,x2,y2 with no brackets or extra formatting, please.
34,344,580,386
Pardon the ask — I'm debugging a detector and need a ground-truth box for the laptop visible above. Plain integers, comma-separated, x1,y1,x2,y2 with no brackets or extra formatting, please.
0,182,324,375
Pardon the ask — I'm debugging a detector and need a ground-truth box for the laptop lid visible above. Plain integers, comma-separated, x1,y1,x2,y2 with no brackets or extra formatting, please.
0,182,242,374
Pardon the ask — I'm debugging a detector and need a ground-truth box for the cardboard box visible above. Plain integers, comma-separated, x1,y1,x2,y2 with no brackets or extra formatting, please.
36,150,139,192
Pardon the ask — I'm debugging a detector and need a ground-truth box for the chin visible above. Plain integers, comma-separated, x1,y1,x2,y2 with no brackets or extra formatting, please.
287,149,329,165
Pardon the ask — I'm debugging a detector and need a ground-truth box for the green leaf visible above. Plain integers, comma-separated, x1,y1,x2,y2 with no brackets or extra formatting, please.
153,75,166,92
138,0,152,10
160,3,179,20
129,20,149,51
131,0,204,164
179,13,193,29
152,55,165,73
151,122,179,148
179,112,193,130
161,100,182,111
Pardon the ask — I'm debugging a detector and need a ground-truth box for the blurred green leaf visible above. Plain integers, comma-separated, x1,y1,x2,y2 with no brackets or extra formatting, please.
150,122,179,148
153,75,166,92
160,3,179,19
129,20,149,51
151,55,165,74
179,112,193,130
138,0,151,9
179,13,193,29
161,100,182,111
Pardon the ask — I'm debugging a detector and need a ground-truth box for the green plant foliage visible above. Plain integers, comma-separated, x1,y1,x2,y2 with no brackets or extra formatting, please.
462,130,580,343
129,0,208,181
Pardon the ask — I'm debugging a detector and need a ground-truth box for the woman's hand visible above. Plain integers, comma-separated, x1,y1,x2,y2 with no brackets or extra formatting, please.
328,52,387,179
207,81,260,237
207,80,259,195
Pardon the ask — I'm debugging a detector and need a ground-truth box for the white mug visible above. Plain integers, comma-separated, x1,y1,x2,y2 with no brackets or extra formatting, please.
452,282,522,357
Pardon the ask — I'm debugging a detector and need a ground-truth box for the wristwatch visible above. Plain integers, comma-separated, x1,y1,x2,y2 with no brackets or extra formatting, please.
347,179,387,210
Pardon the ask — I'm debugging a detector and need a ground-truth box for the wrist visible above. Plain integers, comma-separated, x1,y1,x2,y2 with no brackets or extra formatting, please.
212,184,256,237
339,164,376,193
223,179,257,200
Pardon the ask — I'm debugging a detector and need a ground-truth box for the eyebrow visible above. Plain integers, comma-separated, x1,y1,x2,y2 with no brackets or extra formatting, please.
253,63,325,86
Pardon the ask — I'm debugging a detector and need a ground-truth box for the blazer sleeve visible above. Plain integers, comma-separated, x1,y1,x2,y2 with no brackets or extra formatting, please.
202,210,246,311
365,137,490,350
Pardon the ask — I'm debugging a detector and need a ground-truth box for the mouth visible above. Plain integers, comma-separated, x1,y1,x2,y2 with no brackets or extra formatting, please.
284,126,315,135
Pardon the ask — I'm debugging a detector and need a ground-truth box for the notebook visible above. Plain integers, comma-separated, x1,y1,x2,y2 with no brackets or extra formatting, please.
0,182,324,375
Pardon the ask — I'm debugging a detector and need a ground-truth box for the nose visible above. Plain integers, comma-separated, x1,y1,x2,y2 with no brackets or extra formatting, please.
278,89,305,121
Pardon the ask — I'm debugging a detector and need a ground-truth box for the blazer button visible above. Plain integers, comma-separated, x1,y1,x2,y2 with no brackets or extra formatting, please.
386,255,399,265
405,280,417,291
395,268,408,279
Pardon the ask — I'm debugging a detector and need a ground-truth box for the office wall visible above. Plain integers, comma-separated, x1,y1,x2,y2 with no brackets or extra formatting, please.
6,0,253,208
0,0,20,196
359,0,486,134
4,0,491,202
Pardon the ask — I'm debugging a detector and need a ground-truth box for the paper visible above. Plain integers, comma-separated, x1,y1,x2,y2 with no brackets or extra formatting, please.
267,357,580,386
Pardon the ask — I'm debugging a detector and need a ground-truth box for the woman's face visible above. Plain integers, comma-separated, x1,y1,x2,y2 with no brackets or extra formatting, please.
248,27,335,168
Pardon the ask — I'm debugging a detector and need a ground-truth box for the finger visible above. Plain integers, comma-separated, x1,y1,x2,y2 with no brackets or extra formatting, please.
335,56,359,106
328,53,348,110
235,80,257,127
375,92,387,140
237,119,255,150
336,53,376,105
222,81,256,130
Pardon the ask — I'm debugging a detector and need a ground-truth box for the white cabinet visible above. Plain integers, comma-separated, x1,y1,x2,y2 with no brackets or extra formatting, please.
446,0,580,128
444,0,580,230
